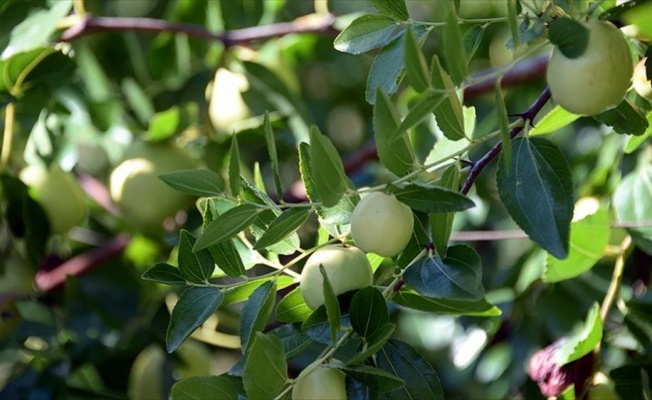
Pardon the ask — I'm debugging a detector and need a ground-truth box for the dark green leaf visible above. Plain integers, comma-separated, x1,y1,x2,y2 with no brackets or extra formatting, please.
243,333,288,399
624,301,652,354
555,303,602,365
443,3,468,85
276,286,313,323
332,362,405,393
369,0,409,21
268,324,315,359
403,245,484,301
178,230,214,283
142,263,187,286
334,15,400,54
392,288,502,316
374,88,416,176
548,17,589,59
239,281,277,353
321,265,342,347
496,137,574,259
171,376,238,400
431,55,465,140
229,135,241,196
404,26,430,92
264,112,283,200
209,239,246,278
430,165,460,257
376,339,444,400
309,126,348,207
194,204,261,251
495,81,511,170
393,93,446,137
463,25,485,61
347,323,397,365
222,276,294,306
254,207,312,250
593,98,649,135
159,168,224,197
396,216,430,270
507,0,520,49
302,306,350,345
350,287,389,339
166,287,223,353
392,183,474,213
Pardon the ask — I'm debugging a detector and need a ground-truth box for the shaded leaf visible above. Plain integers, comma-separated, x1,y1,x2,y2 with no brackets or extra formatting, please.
209,239,246,278
443,3,468,85
393,289,501,316
229,135,241,196
239,281,277,353
548,17,589,59
178,230,214,283
613,166,652,253
430,165,460,257
404,26,430,92
369,0,409,21
593,98,649,136
269,324,314,359
555,303,602,365
243,333,288,399
321,265,342,347
332,362,405,393
392,183,475,213
463,25,485,61
264,112,283,200
347,323,397,365
142,263,186,286
254,207,312,250
431,55,465,140
276,287,313,324
350,287,389,339
171,376,237,400
194,204,261,251
167,287,223,353
374,88,416,176
309,126,348,207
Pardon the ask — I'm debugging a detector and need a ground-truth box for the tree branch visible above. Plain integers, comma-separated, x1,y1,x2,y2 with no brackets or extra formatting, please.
460,87,552,195
59,14,338,46
464,55,549,100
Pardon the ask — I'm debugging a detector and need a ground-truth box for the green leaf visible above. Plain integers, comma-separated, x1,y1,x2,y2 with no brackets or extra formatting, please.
507,0,520,49
496,137,574,259
142,263,187,286
624,301,652,354
194,204,261,251
320,265,341,347
347,323,397,365
276,287,313,323
366,24,429,104
392,183,475,213
159,168,225,197
243,333,288,400
404,26,430,92
593,98,649,135
431,55,465,140
178,230,214,283
146,103,198,141
396,216,430,270
374,88,416,176
495,81,511,170
548,18,589,59
369,0,409,21
302,304,350,345
350,287,389,339
430,165,460,257
222,276,294,306
613,166,652,252
254,207,312,251
531,105,581,136
309,126,348,207
264,112,283,200
208,239,246,278
443,3,468,85
166,287,223,353
392,289,502,316
624,113,652,153
229,135,241,196
403,245,484,301
376,339,444,400
331,362,405,393
544,206,610,282
463,25,485,61
268,324,314,359
393,93,446,137
334,15,400,54
239,281,277,353
555,303,603,365
171,376,238,400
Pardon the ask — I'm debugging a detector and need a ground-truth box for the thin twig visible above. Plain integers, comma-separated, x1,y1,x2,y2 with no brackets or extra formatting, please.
599,235,632,322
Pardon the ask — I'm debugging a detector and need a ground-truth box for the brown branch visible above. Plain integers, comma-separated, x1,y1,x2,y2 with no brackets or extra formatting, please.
463,55,549,100
59,14,338,47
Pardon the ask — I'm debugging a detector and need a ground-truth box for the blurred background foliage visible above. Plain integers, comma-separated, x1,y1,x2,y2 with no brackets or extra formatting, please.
0,0,651,399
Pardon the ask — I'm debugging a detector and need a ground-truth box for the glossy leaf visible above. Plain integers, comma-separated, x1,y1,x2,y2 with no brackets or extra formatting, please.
302,307,350,345
496,137,574,259
392,183,475,213
166,287,223,353
276,287,313,323
544,207,610,282
309,126,348,207
593,98,649,136
443,3,468,85
548,17,589,59
347,323,397,365
350,287,389,339
334,15,399,54
393,92,446,137
159,168,225,197
463,25,484,61
229,135,241,196
374,88,416,176
194,204,261,251
269,324,314,359
376,339,444,400
178,230,214,283
243,333,288,399
264,112,283,200
531,105,580,136
431,55,465,140
495,81,511,170
370,0,409,20
555,303,602,365
613,166,652,253
403,245,484,301
209,238,246,278
430,165,460,257
171,376,238,400
393,289,502,316
254,207,312,251
332,362,405,393
142,263,186,286
321,265,341,347
222,277,294,306
404,26,430,92
239,281,277,352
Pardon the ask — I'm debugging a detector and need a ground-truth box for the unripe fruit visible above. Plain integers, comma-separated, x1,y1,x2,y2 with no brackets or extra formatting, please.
351,192,414,258
633,58,652,100
19,164,87,234
546,19,633,115
208,68,250,132
109,141,197,234
300,245,373,310
292,366,347,400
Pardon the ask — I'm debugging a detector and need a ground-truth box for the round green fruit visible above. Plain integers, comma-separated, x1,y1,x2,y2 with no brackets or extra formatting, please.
300,245,373,310
292,366,347,400
19,164,87,234
208,68,250,132
351,192,414,258
546,19,633,116
109,141,197,233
